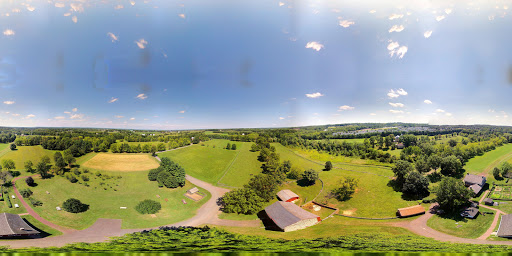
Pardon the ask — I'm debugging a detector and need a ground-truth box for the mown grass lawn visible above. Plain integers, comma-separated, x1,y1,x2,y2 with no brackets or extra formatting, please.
212,215,414,240
0,143,10,157
0,185,28,215
0,146,60,174
465,143,512,175
427,210,495,239
157,140,237,184
15,170,210,230
217,142,262,188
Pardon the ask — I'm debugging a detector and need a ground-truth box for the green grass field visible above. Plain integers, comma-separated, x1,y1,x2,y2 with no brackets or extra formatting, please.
15,171,210,230
464,143,512,176
427,210,495,239
0,143,10,158
217,142,262,188
0,186,28,215
0,146,60,173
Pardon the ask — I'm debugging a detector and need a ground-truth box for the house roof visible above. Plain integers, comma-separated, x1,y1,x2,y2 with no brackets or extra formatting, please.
498,214,512,237
461,207,479,218
469,184,483,195
187,187,199,194
264,201,319,230
464,174,486,186
277,190,299,202
0,213,40,236
397,205,425,217
483,198,494,204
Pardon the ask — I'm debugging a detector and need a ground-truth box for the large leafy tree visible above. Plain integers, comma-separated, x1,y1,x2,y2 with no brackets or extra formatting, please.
324,161,333,171
435,177,473,211
440,155,462,176
152,157,185,188
244,174,278,201
301,169,319,185
221,188,264,214
392,160,414,187
1,159,15,171
331,177,358,201
402,171,430,198
62,198,89,213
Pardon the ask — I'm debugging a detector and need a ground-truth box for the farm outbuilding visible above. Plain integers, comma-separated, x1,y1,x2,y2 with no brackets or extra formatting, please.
483,198,494,206
460,207,479,219
0,213,40,238
187,187,199,194
277,190,299,202
264,201,320,232
396,205,425,217
497,214,512,238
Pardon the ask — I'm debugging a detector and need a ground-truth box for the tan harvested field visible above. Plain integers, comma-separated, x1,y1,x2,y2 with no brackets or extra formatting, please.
81,153,159,171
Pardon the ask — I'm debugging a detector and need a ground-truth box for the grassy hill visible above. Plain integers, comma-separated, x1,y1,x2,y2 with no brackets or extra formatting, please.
0,146,59,173
465,143,512,176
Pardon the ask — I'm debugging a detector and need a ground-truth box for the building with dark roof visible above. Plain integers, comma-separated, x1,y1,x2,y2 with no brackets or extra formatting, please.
463,174,486,195
483,198,494,206
0,213,40,237
277,190,299,202
264,201,320,232
397,205,425,217
497,214,512,238
460,207,479,219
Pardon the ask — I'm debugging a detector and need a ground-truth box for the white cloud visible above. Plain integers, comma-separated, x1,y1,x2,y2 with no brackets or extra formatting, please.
305,41,324,51
436,15,445,21
424,30,433,38
369,10,376,14
130,117,135,120
12,113,20,117
55,2,65,8
107,32,118,42
11,8,20,13
63,13,71,17
64,111,71,114
72,16,78,23
389,109,404,114
55,116,66,120
130,1,135,6
338,105,355,111
70,114,83,119
391,46,408,59
436,109,445,113
445,8,452,14
388,25,404,33
338,19,355,28
370,113,377,116
424,99,433,104
445,113,452,116
114,5,124,9
488,109,495,113
396,88,407,95
279,2,285,6
136,93,148,100
389,13,404,20
26,5,35,12
135,39,148,49
70,3,84,12
279,117,285,120
3,29,15,36
72,108,78,112
3,101,15,105
178,14,185,18
26,114,35,118
115,115,124,118
305,92,324,98
387,41,399,51
179,110,185,113
389,102,404,108
108,97,118,103
387,88,407,98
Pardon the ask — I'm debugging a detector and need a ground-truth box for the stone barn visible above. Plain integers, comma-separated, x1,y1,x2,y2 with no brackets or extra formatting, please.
277,190,299,202
264,201,320,232
0,213,40,238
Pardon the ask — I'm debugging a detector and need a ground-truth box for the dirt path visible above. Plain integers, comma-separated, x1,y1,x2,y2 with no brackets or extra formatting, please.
11,175,76,234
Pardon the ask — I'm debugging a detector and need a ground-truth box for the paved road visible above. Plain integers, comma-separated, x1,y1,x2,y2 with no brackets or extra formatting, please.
0,173,259,249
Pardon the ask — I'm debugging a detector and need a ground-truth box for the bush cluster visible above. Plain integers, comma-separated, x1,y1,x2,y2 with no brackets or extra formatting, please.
147,157,185,189
62,198,88,213
135,199,161,214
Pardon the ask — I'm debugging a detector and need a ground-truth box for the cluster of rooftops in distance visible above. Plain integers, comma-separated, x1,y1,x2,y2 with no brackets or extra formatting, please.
331,126,435,136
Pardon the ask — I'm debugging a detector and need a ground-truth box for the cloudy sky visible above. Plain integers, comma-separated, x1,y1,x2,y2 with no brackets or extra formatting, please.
1,0,512,130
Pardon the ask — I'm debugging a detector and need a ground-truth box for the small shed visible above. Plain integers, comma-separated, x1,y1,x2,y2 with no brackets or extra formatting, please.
397,205,425,218
187,187,199,194
498,214,512,237
461,207,479,219
264,201,320,232
483,198,494,206
0,213,40,237
277,190,299,202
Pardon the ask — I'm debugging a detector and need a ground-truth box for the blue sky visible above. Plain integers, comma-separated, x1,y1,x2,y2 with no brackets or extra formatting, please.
1,0,512,129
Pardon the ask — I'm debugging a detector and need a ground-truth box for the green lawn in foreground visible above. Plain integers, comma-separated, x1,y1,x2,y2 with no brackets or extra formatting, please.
465,143,512,175
0,143,10,157
0,186,28,215
157,140,238,184
427,210,496,239
0,146,60,174
15,170,210,230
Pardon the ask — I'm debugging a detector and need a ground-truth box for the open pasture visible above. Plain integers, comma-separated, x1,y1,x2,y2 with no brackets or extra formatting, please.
81,153,159,172
0,145,59,173
464,143,512,175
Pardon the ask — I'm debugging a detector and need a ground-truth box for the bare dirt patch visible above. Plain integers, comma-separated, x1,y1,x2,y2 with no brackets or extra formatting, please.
82,153,159,171
342,208,357,215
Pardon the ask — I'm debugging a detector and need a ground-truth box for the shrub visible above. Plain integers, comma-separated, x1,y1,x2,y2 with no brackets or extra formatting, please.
96,171,102,177
135,199,162,214
287,167,303,180
19,188,33,198
8,170,20,177
148,168,163,181
25,176,35,186
30,197,43,206
65,173,78,183
73,169,81,176
81,175,89,182
62,198,88,213
324,161,333,171
83,169,89,173
5,195,12,208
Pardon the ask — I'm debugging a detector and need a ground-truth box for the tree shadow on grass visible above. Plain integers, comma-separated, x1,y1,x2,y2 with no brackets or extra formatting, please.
401,191,430,201
436,211,472,223
296,179,315,187
387,179,402,192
